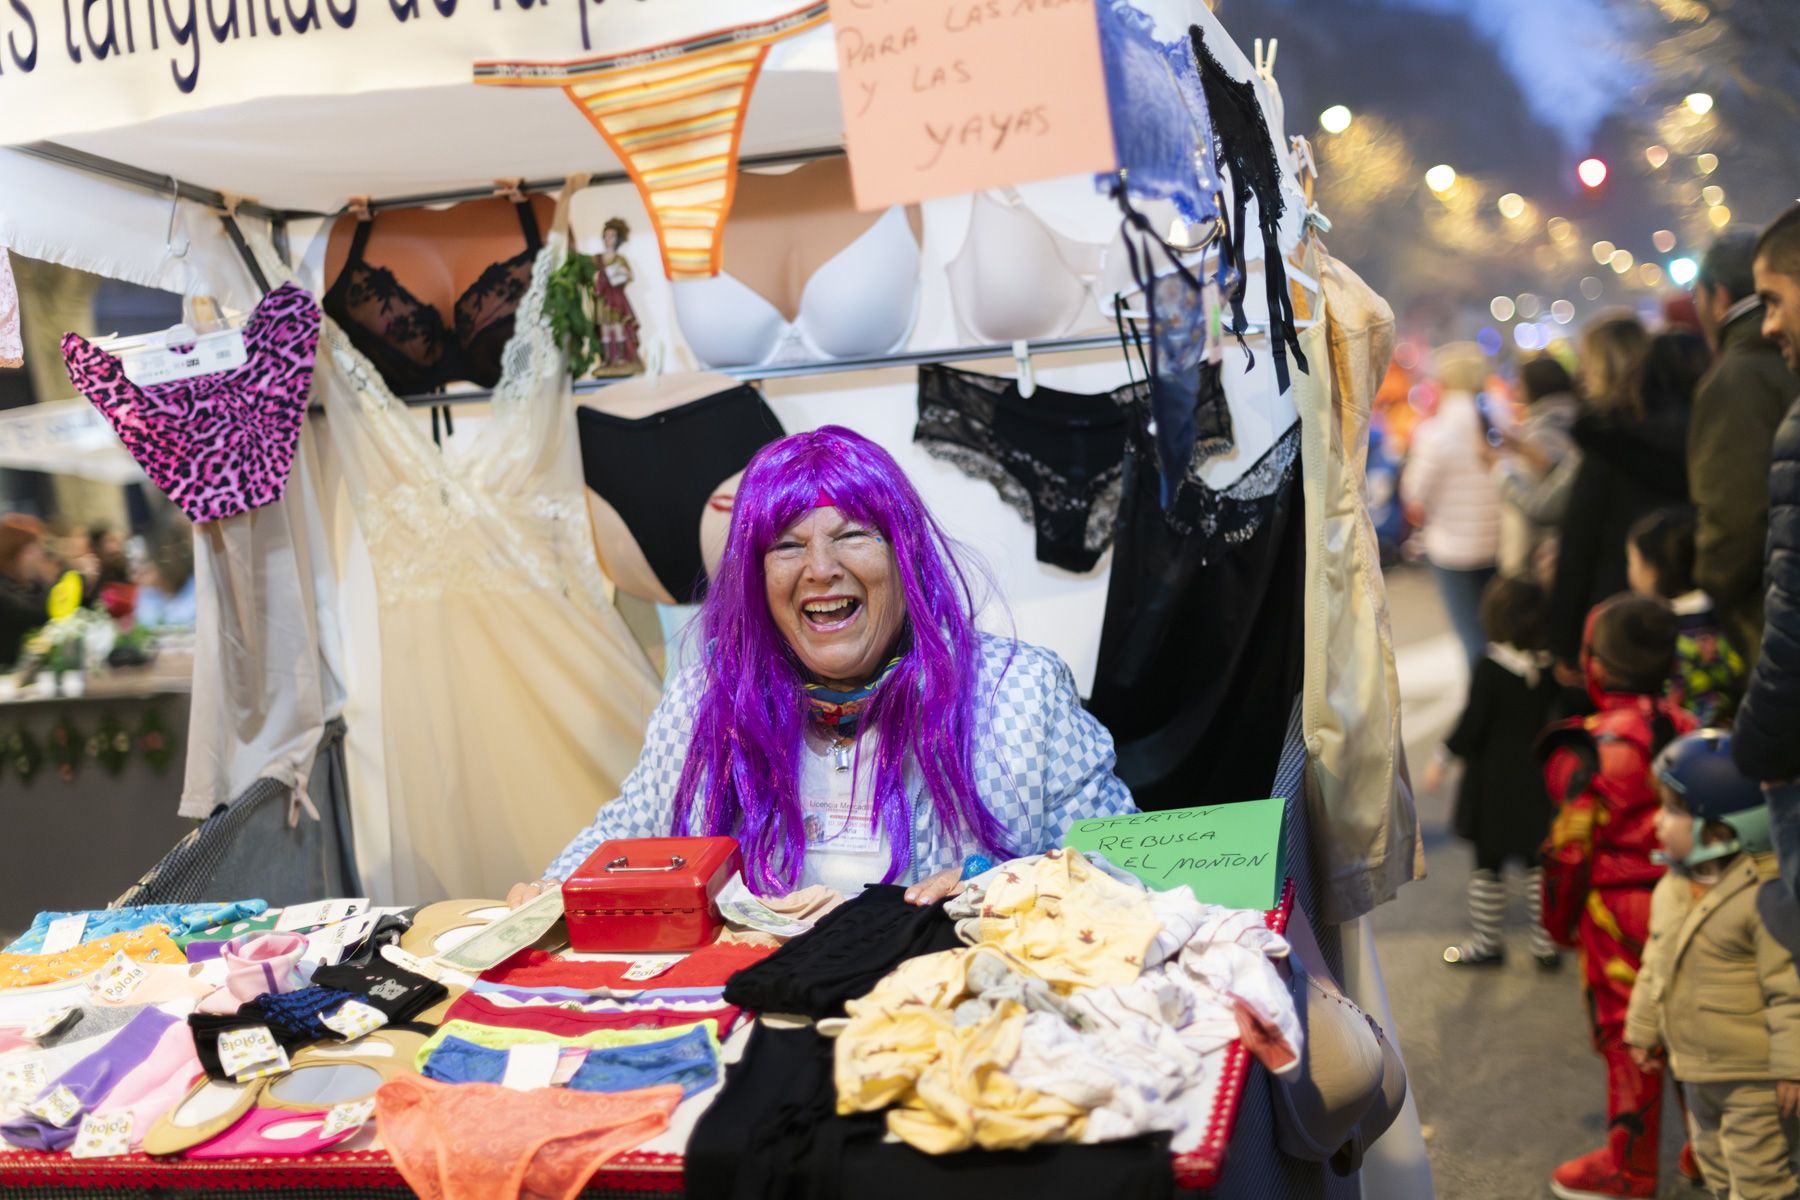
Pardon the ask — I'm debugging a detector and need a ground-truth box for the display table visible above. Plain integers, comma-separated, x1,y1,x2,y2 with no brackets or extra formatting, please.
0,877,1290,1200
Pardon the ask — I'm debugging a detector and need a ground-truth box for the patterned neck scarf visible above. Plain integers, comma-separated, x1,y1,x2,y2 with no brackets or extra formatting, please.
802,655,905,730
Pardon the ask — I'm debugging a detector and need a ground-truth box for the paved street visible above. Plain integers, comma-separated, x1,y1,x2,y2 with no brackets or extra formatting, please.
1376,565,1691,1199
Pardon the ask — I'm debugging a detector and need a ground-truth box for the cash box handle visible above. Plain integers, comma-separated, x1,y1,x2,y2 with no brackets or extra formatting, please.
604,854,687,873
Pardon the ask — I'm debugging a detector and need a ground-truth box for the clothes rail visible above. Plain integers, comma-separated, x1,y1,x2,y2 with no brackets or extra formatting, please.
392,332,1134,408
17,142,294,222
15,140,847,223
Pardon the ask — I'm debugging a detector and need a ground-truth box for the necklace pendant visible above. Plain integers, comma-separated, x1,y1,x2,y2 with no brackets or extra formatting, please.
833,741,853,773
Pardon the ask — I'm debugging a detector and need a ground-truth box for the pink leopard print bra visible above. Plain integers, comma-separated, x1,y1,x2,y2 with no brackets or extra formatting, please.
63,283,321,524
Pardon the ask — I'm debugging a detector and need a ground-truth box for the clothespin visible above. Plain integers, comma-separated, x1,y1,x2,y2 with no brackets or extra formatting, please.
1013,340,1036,399
346,196,372,223
1290,135,1319,210
1254,38,1278,84
494,178,527,204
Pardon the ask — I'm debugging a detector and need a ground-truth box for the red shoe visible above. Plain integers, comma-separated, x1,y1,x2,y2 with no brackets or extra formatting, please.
1678,1142,1702,1186
1549,1146,1657,1200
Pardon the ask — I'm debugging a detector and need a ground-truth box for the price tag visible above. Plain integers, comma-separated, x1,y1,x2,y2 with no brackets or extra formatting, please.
322,1098,376,1139
70,1111,132,1158
26,1084,82,1128
217,1025,283,1079
302,913,381,966
23,1005,78,1042
276,899,369,934
39,914,88,956
499,1043,559,1091
621,958,678,982
87,953,148,1004
0,1062,48,1104
319,1000,387,1041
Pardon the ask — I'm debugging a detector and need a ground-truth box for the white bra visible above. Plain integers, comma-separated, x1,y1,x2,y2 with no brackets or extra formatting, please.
671,206,920,369
947,189,1109,344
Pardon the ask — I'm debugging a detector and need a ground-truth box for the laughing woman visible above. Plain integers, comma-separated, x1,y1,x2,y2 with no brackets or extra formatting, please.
509,426,1136,908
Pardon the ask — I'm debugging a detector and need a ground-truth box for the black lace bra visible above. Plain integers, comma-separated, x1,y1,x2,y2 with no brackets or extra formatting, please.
321,201,543,396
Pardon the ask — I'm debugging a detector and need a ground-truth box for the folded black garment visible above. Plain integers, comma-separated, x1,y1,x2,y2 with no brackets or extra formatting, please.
687,1025,1174,1200
310,958,445,1024
722,885,961,1020
189,986,360,1080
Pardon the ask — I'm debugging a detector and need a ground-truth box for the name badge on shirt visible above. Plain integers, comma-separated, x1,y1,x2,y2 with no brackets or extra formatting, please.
801,765,883,856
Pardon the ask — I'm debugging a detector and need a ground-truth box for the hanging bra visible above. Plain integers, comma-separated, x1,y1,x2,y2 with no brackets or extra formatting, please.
320,202,543,395
670,207,920,369
947,191,1107,344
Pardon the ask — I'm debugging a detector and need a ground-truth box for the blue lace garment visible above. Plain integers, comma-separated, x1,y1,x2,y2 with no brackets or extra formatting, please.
1094,0,1220,226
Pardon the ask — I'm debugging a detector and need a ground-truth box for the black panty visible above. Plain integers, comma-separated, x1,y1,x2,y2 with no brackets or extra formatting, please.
914,364,1145,573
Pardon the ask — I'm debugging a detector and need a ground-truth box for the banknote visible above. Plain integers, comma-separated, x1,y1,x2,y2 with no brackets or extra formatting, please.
715,875,815,939
434,885,565,974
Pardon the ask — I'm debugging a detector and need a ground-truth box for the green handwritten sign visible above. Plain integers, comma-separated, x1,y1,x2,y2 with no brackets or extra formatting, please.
1064,798,1287,910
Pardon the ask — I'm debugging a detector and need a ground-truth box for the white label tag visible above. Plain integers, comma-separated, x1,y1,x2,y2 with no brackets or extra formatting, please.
39,914,88,956
26,1084,82,1128
499,1043,560,1091
621,958,678,982
319,999,388,1041
233,1045,291,1083
302,913,381,966
217,1025,283,1079
87,953,148,1004
322,1098,375,1139
120,328,249,385
23,1005,78,1042
276,899,369,934
70,1111,132,1158
0,1062,49,1104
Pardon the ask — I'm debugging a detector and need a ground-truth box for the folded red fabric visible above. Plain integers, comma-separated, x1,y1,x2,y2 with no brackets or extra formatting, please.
442,992,745,1037
480,941,775,992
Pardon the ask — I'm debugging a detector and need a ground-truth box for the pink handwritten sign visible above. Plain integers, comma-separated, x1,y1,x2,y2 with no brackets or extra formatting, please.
830,0,1117,210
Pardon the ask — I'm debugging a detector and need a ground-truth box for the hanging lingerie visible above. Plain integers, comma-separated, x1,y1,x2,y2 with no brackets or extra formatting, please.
472,5,830,280
946,191,1108,345
1089,416,1305,811
1095,0,1220,226
576,385,785,603
320,200,542,396
914,364,1145,574
1190,25,1306,393
672,206,921,370
61,283,320,525
1115,270,1236,509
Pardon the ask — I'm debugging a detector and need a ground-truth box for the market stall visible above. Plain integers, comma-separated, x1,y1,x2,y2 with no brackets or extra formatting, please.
0,0,1424,1192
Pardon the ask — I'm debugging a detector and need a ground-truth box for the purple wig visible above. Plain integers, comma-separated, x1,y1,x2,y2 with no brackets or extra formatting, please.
670,425,1016,893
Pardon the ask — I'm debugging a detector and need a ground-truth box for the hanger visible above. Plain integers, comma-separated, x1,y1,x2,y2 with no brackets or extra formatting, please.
92,179,252,384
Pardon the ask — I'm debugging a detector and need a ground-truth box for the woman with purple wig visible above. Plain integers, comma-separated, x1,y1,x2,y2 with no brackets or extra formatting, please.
511,425,1137,907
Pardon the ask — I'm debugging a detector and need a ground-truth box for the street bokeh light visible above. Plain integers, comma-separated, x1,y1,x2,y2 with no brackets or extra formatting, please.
1424,164,1457,194
1669,257,1699,286
1320,105,1353,134
1577,158,1608,188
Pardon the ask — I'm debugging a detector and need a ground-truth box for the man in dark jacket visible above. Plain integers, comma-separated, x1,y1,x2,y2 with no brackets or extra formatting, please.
1736,204,1800,902
1690,230,1800,658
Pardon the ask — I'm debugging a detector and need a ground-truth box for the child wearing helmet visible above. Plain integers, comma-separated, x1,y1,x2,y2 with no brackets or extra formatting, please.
1623,730,1800,1200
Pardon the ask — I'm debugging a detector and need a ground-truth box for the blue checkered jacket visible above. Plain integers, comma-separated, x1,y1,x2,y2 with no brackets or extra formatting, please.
546,634,1138,884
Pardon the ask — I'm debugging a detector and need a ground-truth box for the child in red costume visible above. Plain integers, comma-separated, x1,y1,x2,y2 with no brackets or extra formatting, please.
1541,594,1697,1200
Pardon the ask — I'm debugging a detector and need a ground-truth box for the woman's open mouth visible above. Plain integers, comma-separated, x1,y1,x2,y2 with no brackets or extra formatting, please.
801,595,863,632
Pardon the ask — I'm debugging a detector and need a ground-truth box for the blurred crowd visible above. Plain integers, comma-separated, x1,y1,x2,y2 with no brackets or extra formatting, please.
0,512,195,669
1407,207,1800,1200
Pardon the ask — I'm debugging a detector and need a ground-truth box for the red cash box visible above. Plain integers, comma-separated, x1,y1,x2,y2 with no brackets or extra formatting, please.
564,836,741,953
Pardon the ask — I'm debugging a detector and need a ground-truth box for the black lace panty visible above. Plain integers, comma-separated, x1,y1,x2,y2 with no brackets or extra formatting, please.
914,364,1147,573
